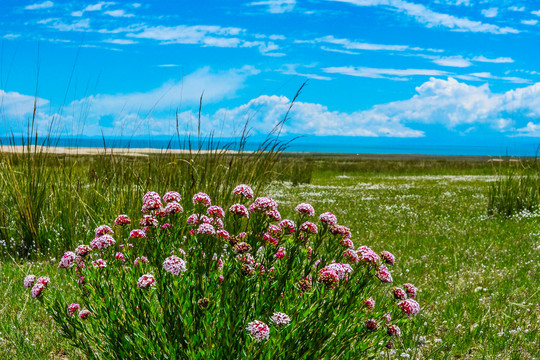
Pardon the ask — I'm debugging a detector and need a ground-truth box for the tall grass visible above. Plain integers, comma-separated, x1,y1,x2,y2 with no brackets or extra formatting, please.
0,84,306,259
487,160,540,217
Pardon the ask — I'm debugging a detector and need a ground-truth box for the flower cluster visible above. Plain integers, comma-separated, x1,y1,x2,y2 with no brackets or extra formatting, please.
270,312,291,327
24,276,50,298
163,256,187,275
163,191,182,203
114,214,131,226
193,192,211,206
249,197,278,213
295,202,315,216
233,184,254,199
90,234,116,250
245,320,270,342
137,274,155,288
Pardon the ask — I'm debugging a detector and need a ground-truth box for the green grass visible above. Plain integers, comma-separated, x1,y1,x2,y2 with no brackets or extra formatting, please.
1,156,539,359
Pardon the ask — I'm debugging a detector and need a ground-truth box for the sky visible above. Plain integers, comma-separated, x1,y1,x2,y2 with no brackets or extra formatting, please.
1,0,540,153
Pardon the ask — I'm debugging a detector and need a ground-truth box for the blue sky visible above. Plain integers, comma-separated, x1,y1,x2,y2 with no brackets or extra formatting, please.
1,0,540,151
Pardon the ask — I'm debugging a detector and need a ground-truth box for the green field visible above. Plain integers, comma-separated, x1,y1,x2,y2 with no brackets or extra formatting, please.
0,153,539,359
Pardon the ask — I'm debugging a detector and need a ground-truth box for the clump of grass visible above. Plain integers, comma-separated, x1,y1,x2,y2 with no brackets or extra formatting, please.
487,161,540,217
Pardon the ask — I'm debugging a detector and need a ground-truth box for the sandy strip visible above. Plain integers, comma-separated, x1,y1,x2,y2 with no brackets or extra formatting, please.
0,145,250,156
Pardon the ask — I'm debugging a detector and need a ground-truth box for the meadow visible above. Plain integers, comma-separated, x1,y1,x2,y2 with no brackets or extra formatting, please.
0,151,539,359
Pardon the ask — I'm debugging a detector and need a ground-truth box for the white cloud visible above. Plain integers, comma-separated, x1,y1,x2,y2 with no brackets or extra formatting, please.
49,19,91,32
280,64,332,80
248,0,296,13
472,56,514,63
323,66,449,80
127,25,243,45
25,1,53,10
158,64,179,67
126,25,283,55
3,34,21,40
316,35,410,51
103,39,138,44
69,66,259,118
522,19,538,25
104,10,135,17
481,8,498,18
532,10,540,16
72,2,115,16
331,0,518,34
509,6,525,12
467,72,529,84
433,56,471,67
0,90,49,116
84,2,114,11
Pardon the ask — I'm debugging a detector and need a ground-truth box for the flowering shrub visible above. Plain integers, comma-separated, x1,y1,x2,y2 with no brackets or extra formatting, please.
25,186,422,359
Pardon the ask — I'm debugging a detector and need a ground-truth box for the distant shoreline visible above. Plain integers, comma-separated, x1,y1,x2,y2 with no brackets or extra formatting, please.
0,145,534,161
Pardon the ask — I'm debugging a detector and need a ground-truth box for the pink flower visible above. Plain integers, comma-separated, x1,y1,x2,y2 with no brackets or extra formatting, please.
115,252,125,262
365,319,379,331
79,309,91,320
92,259,107,268
165,201,183,215
233,184,254,199
266,209,281,222
392,287,407,300
234,242,252,254
329,225,351,238
380,251,395,266
163,255,187,275
211,217,224,230
140,215,158,227
325,263,353,281
59,251,77,268
237,232,247,240
319,212,338,226
144,198,162,211
75,245,92,257
67,303,80,316
129,229,146,239
274,251,285,260
340,238,354,249
271,312,291,326
299,221,318,234
192,192,211,206
397,299,420,317
403,283,417,298
218,274,225,284
207,205,225,218
382,313,392,323
163,191,181,203
143,191,160,203
137,274,155,288
295,202,315,216
375,264,393,283
268,224,282,236
263,233,279,246
279,219,296,234
95,225,114,237
357,246,380,265
245,320,270,342
90,234,116,250
187,214,200,225
31,283,45,298
343,249,360,264
36,276,50,286
387,325,401,337
318,268,339,287
364,297,375,310
114,214,131,226
134,256,149,266
197,223,216,236
216,229,229,240
249,197,278,213
229,204,249,217
23,275,36,289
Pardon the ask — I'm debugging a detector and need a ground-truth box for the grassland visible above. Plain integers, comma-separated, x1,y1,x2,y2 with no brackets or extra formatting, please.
0,153,539,359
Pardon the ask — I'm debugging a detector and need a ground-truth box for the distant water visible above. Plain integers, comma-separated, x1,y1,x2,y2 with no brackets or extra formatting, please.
2,136,540,157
